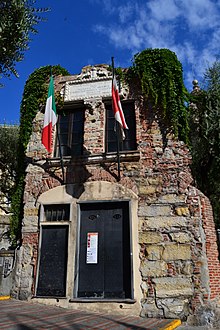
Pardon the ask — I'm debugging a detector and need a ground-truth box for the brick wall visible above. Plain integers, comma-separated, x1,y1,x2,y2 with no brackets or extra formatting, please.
201,195,220,299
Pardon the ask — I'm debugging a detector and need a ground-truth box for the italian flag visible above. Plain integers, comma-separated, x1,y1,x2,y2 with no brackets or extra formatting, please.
42,76,57,153
112,75,128,132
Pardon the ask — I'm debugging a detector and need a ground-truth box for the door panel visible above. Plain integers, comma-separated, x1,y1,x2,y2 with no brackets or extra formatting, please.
104,207,123,297
78,208,105,297
77,202,131,299
36,225,68,297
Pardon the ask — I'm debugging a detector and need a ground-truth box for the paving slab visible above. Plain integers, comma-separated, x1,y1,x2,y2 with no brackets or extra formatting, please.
0,299,181,329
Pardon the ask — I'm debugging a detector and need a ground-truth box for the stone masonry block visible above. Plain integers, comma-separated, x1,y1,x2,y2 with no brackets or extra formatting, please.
170,232,191,243
157,297,190,319
162,244,191,261
24,208,39,216
153,277,193,298
147,177,163,185
158,194,186,204
139,205,171,217
139,185,157,195
139,231,163,244
140,260,167,278
142,216,187,230
141,298,164,318
22,216,38,232
26,163,44,174
175,206,190,216
145,245,163,260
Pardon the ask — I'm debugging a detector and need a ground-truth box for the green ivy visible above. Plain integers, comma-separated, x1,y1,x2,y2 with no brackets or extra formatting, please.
10,65,69,247
129,49,189,143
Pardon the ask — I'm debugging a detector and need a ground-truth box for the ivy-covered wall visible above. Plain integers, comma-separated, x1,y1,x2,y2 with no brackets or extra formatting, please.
10,65,69,246
129,49,189,143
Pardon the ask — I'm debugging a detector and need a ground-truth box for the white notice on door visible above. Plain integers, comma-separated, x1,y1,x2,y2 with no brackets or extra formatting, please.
86,232,98,264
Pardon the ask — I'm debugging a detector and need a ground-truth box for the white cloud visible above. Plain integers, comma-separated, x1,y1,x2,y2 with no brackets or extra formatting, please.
118,3,134,23
179,0,219,30
93,0,220,88
147,0,180,21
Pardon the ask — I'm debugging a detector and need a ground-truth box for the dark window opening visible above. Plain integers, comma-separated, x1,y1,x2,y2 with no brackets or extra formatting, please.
55,109,84,157
44,204,70,221
105,102,137,153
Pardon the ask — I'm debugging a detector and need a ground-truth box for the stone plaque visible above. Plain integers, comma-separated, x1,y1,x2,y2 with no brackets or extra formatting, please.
64,78,112,102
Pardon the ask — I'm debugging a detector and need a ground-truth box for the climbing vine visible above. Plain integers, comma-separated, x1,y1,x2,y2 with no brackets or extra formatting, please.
129,49,189,143
10,65,69,247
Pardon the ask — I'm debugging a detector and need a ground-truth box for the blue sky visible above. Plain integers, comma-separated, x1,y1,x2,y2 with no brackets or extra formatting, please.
1,0,220,123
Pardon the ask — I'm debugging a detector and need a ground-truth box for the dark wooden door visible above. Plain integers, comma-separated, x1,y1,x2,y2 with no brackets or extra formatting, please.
36,225,68,297
77,201,131,299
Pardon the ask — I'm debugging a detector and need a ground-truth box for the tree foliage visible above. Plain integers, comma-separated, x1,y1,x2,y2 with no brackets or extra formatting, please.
0,0,48,81
0,125,19,213
190,61,220,228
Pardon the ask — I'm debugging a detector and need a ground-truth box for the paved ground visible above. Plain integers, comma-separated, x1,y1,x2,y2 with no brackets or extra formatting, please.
177,327,209,330
0,299,181,330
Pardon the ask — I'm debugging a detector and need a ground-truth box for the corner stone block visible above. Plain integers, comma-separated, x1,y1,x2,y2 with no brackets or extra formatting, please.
153,277,193,298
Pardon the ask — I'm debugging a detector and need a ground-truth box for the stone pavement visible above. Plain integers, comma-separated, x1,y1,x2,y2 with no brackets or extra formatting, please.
0,299,181,330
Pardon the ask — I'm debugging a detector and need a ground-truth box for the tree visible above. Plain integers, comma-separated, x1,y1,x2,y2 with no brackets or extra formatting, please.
0,0,48,81
0,125,19,213
190,61,220,228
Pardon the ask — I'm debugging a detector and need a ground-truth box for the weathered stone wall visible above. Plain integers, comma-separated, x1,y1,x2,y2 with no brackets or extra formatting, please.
0,215,10,250
12,66,220,319
0,215,15,297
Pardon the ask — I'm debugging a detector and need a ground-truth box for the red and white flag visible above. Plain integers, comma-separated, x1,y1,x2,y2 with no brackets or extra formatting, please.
42,76,57,153
112,75,128,136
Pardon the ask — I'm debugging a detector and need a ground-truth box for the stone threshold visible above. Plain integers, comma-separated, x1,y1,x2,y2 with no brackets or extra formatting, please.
32,296,67,299
69,298,136,304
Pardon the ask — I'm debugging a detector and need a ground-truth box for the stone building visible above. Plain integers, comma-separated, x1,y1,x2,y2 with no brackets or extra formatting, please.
11,65,220,319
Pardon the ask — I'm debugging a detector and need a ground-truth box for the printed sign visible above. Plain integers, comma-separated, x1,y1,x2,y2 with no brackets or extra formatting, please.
86,232,98,264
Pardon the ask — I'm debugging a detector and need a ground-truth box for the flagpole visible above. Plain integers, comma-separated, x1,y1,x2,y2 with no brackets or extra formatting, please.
50,66,65,185
56,122,65,185
111,57,121,182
